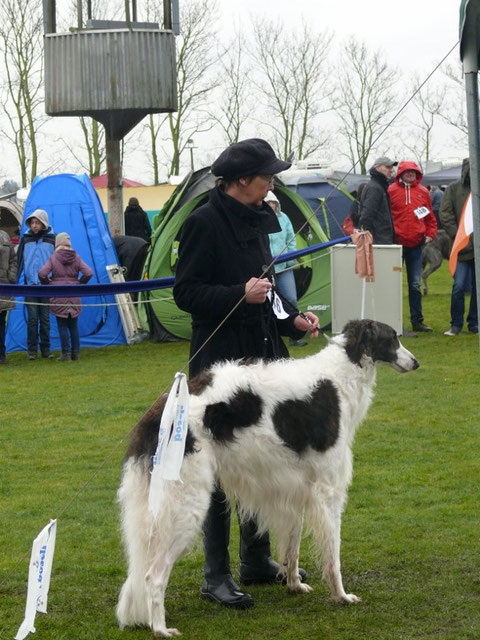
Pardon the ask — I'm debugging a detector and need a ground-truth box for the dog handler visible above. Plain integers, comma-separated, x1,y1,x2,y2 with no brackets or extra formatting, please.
173,138,319,609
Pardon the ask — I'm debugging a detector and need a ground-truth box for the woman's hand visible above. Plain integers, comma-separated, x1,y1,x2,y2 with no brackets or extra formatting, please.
294,311,320,339
245,277,272,304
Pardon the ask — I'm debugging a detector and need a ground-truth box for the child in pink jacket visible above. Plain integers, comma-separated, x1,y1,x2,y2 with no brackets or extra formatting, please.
38,232,93,361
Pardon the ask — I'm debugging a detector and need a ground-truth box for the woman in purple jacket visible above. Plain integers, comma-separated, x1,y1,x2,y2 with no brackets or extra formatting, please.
38,232,93,361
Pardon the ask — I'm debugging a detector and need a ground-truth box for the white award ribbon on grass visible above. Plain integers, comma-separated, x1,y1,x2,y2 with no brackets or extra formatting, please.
15,519,57,640
148,373,190,518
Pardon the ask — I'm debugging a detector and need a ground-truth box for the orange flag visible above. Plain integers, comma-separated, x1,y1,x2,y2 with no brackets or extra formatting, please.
449,193,473,276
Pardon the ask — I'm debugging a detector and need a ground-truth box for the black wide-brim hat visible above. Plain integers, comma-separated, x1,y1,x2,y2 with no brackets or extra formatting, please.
211,138,291,179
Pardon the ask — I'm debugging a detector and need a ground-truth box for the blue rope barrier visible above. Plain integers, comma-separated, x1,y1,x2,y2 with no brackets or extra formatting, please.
0,236,351,298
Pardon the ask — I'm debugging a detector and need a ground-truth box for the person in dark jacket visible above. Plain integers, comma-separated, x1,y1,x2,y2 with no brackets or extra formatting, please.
38,232,93,360
439,158,477,335
359,156,397,243
429,185,444,227
17,209,56,359
173,138,319,610
124,197,152,243
349,182,368,228
0,230,17,364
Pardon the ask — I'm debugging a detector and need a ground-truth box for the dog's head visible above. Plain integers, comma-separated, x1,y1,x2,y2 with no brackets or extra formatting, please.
342,319,419,372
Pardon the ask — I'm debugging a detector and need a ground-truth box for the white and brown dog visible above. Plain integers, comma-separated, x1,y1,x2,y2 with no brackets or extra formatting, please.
116,319,419,637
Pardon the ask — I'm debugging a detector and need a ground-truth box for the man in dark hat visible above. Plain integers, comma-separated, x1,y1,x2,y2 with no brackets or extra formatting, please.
173,138,319,609
359,156,397,244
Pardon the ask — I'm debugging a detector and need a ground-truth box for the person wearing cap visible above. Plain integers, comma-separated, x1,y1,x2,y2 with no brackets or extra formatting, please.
358,156,397,244
173,138,319,610
265,190,306,346
17,209,56,359
38,232,93,361
388,160,437,333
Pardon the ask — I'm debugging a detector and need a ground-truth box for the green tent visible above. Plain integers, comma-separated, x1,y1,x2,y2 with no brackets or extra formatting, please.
139,167,332,341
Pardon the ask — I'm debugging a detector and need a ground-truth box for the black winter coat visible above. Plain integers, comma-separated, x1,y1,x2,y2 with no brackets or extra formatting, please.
359,168,395,244
124,204,152,243
173,187,304,376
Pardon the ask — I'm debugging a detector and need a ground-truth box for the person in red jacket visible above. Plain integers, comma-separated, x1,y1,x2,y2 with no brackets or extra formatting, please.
389,160,437,332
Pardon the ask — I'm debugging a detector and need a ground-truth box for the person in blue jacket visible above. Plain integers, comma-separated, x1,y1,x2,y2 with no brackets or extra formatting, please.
17,209,56,359
266,191,306,346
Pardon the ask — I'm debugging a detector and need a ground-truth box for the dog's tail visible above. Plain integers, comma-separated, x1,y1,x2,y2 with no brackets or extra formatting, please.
117,571,150,629
117,460,152,628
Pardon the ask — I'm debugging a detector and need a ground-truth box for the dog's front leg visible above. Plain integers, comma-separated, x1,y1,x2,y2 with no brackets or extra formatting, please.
278,521,313,594
317,497,360,605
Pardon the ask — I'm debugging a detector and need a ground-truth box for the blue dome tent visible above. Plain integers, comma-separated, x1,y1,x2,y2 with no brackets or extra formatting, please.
281,171,355,240
6,173,126,352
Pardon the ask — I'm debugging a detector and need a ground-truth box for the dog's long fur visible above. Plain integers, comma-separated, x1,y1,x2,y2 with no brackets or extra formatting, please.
116,319,419,637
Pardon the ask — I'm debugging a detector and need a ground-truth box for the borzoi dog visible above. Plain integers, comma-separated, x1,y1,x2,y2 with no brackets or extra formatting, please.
117,319,419,637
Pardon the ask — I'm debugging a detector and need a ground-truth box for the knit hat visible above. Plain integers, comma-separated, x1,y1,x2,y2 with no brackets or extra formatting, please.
55,232,71,248
26,209,49,229
211,138,291,179
265,190,279,204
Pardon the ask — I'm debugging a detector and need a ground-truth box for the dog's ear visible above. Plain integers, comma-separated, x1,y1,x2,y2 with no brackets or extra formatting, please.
344,320,377,366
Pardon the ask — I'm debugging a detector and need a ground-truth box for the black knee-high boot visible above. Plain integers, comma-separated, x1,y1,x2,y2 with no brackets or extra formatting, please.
203,486,231,580
239,517,278,584
201,486,253,608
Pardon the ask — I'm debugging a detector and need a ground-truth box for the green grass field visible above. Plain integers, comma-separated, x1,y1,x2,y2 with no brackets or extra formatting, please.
1,262,479,640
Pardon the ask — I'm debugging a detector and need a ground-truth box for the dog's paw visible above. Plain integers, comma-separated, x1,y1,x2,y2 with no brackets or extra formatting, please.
288,582,313,594
333,593,361,605
153,628,181,638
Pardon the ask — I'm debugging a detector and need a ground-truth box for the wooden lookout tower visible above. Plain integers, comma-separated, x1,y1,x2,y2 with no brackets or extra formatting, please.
43,1,179,235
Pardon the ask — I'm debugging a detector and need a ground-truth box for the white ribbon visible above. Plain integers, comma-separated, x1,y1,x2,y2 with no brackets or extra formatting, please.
268,290,289,319
15,519,57,640
148,373,190,518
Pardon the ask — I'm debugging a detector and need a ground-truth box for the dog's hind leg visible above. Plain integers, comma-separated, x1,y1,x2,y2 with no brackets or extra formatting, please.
145,452,215,637
309,493,360,604
145,545,183,638
145,500,209,638
277,519,313,594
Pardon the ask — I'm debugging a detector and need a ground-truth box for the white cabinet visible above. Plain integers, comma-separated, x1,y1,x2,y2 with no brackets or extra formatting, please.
330,244,403,334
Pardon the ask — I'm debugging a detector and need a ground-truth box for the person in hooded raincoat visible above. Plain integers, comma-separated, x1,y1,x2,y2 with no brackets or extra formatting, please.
389,160,437,333
17,208,56,359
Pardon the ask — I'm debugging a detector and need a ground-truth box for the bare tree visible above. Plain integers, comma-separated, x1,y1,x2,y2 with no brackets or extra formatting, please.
60,117,106,177
145,0,219,180
212,30,252,145
439,61,468,138
403,75,445,168
0,0,44,187
334,37,398,174
251,20,333,161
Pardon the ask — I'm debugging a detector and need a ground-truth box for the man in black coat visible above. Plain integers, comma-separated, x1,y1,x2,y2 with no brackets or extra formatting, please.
359,156,397,244
173,138,319,609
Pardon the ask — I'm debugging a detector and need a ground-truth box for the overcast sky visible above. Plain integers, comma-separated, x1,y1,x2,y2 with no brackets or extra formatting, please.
215,0,461,75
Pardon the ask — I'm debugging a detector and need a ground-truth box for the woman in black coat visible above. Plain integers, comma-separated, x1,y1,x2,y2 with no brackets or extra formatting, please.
173,138,319,611
124,197,152,243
